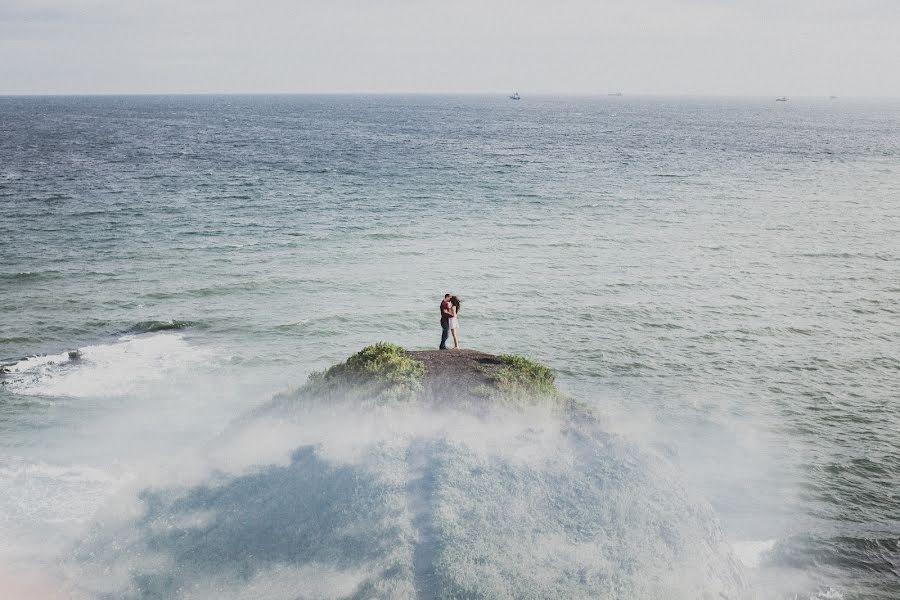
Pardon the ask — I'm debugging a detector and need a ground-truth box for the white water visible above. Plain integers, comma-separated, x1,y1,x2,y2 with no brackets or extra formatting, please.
4,333,217,398
0,333,251,596
0,333,752,599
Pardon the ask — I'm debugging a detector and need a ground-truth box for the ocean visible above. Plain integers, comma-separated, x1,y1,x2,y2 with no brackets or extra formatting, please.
1,94,898,598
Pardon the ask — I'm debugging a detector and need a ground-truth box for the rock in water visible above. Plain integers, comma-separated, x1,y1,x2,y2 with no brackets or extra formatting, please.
71,344,747,599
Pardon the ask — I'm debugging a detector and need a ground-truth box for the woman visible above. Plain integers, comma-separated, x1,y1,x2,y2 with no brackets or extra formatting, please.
448,296,461,350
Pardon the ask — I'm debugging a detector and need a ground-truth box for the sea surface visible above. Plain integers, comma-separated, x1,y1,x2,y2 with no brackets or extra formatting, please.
1,95,898,598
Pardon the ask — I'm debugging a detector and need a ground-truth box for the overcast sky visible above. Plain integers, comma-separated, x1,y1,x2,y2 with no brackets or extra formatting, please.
1,0,899,96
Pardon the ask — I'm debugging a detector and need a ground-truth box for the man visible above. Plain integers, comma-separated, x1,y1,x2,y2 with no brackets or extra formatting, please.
439,293,453,349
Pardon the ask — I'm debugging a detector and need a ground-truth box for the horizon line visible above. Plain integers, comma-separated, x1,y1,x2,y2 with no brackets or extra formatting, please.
0,91,895,100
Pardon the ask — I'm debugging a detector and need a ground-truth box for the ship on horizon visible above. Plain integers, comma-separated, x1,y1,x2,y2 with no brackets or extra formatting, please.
775,96,788,102
509,91,521,100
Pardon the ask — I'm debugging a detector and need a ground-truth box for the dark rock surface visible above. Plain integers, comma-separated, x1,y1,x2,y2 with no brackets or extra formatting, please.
407,349,505,402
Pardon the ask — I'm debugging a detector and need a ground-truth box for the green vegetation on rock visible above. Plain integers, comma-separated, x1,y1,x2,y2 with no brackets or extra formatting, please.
490,354,564,403
294,342,425,404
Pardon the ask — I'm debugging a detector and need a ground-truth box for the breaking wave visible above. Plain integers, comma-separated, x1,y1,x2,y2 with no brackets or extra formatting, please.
1,332,214,399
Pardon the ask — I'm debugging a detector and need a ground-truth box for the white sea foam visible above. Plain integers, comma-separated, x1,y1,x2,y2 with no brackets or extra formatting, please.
810,588,845,599
62,400,747,600
0,455,134,599
732,538,776,568
174,563,373,600
5,332,217,398
0,456,131,539
0,333,226,567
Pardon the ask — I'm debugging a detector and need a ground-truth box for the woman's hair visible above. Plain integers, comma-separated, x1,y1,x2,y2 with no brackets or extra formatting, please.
450,296,461,313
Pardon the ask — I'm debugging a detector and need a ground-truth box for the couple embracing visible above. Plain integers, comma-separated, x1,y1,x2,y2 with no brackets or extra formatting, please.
439,293,461,350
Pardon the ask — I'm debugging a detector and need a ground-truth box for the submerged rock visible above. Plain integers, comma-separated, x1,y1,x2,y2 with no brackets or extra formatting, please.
72,345,747,599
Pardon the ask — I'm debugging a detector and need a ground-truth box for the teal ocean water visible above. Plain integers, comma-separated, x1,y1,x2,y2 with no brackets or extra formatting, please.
1,95,898,598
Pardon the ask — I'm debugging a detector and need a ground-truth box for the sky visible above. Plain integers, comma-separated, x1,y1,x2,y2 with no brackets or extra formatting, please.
1,0,899,96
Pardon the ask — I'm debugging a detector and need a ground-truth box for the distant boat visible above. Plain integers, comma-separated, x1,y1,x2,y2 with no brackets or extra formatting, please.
608,92,623,97
775,96,788,102
509,92,521,100
829,95,839,100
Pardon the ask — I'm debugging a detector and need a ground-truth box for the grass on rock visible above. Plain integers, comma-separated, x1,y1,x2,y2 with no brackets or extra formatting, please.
485,354,564,404
299,342,425,404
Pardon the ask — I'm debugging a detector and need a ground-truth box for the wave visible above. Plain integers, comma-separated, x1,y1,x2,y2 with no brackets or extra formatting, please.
142,282,261,299
2,332,216,398
125,320,194,334
0,336,34,346
0,270,60,282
